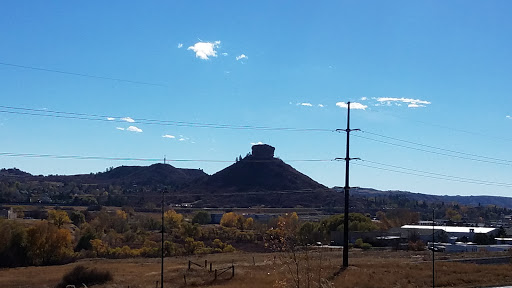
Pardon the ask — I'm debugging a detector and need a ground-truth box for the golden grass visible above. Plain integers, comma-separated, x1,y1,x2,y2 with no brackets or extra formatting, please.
1,250,512,288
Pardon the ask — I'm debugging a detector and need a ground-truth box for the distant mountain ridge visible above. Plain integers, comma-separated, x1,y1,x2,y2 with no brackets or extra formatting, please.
2,145,512,208
349,187,512,209
0,163,208,187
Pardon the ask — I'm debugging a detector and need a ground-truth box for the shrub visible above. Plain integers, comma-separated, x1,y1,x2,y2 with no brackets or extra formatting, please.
354,238,364,248
56,265,113,288
223,244,236,253
360,243,372,250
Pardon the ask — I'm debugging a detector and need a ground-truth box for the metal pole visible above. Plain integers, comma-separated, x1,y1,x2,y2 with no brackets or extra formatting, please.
343,102,351,268
161,189,165,288
432,208,435,288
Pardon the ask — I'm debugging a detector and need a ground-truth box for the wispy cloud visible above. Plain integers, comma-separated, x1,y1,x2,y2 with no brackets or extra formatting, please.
107,117,115,121
360,97,367,101
126,126,143,133
187,41,221,60
236,54,248,61
116,127,125,131
162,134,175,139
251,141,264,145
376,97,431,108
179,138,186,141
121,117,135,123
298,102,313,107
318,104,325,108
177,43,183,48
222,52,228,56
507,115,511,119
336,102,368,110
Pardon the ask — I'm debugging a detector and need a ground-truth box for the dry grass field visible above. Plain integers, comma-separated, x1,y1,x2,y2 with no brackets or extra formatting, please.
1,249,512,288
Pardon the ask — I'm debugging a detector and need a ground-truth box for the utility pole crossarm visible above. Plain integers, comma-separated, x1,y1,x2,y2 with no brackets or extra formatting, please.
336,128,361,131
335,157,361,161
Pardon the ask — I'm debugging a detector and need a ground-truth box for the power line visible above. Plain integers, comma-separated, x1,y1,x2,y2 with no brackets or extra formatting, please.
0,105,334,132
0,61,166,87
353,134,512,167
0,151,333,163
362,130,512,164
353,162,512,188
361,160,512,187
368,108,512,142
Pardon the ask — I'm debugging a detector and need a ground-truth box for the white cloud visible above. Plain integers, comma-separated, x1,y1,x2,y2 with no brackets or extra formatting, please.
236,54,248,61
177,43,183,48
121,117,135,123
222,52,228,56
251,141,264,145
187,41,221,60
336,102,368,110
162,134,175,139
298,102,313,107
179,138,186,141
126,126,143,133
318,104,325,108
376,97,431,108
507,115,511,119
408,103,426,108
116,127,125,131
360,97,367,101
107,117,115,121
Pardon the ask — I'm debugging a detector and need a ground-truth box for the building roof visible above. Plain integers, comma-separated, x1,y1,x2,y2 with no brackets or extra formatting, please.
401,225,496,234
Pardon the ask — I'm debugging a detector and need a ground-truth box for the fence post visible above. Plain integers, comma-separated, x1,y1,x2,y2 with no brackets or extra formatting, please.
188,260,191,270
184,274,187,285
253,256,255,266
210,262,212,272
215,269,217,280
155,281,158,288
232,265,235,278
205,259,207,268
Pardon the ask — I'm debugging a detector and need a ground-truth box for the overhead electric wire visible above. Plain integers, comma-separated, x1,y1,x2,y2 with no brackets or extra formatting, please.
368,108,512,142
0,105,334,132
360,159,512,187
362,130,512,164
0,61,166,87
352,134,512,167
353,162,512,188
0,151,332,163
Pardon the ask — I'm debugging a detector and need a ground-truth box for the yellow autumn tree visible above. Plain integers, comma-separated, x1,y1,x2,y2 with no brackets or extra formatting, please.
26,221,73,265
164,210,183,230
220,212,239,228
48,210,71,228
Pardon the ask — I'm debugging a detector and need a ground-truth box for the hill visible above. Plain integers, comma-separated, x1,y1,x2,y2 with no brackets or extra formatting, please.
93,163,207,186
349,187,512,209
193,144,326,192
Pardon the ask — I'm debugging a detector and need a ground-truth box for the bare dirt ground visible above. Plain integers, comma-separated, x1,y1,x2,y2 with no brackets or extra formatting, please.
1,249,512,288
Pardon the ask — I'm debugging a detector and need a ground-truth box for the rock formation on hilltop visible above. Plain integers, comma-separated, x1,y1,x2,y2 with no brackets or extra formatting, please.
191,144,327,192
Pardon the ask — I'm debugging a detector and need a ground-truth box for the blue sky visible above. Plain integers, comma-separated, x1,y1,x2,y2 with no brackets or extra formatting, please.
0,1,511,197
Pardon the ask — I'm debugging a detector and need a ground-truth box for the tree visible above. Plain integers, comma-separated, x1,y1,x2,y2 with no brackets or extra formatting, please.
26,221,73,265
298,222,321,245
164,210,183,231
48,210,71,228
70,211,85,227
220,212,239,228
192,211,211,225
0,219,28,267
244,217,254,230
